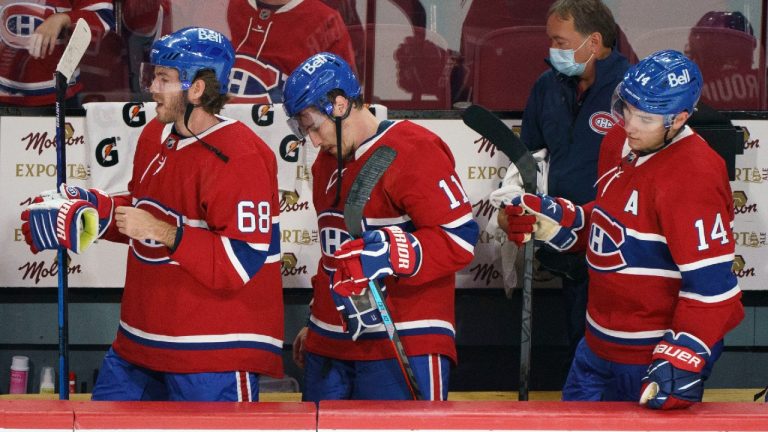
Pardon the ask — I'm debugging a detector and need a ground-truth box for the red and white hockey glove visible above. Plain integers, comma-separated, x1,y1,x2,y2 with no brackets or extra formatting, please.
511,193,584,251
502,204,537,246
59,184,114,236
332,226,422,297
21,198,99,254
640,331,710,410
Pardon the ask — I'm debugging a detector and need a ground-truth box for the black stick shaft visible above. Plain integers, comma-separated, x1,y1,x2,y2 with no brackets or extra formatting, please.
460,105,537,401
55,71,69,400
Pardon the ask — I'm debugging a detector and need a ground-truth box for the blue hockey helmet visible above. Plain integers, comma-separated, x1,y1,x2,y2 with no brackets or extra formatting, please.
612,50,702,127
150,27,235,94
283,52,361,118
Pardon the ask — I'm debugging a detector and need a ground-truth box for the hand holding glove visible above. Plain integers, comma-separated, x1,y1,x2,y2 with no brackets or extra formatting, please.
510,193,584,251
332,226,421,297
640,331,710,410
500,204,537,246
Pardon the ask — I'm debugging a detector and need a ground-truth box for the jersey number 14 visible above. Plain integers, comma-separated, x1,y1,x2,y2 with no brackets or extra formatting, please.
694,213,729,251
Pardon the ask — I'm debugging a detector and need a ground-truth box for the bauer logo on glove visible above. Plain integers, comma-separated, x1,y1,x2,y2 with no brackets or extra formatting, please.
21,198,99,254
332,226,422,297
640,331,710,410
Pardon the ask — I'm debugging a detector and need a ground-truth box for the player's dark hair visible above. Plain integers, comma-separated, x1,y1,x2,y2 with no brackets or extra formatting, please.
326,88,365,110
195,70,230,114
549,0,618,49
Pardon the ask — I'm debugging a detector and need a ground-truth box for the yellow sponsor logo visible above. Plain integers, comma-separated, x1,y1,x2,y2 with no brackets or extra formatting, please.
467,166,507,180
15,163,89,179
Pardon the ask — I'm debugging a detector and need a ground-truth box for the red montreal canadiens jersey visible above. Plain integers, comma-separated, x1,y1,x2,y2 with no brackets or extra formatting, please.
305,120,478,363
226,0,355,104
102,117,284,376
0,0,113,106
582,125,743,364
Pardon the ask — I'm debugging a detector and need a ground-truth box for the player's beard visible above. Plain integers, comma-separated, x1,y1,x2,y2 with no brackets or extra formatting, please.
155,91,187,124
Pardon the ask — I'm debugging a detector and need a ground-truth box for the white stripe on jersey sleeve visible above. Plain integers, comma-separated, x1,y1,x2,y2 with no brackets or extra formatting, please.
678,253,736,272
626,228,667,243
221,237,268,284
679,284,742,303
441,213,474,229
445,231,474,254
441,213,476,254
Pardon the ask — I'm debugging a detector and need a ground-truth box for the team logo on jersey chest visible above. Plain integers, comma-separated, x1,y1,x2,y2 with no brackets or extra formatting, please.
589,111,615,135
587,207,628,270
130,198,184,265
317,211,351,270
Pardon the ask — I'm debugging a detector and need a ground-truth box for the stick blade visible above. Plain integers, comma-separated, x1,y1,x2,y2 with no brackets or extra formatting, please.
56,18,91,81
462,104,538,194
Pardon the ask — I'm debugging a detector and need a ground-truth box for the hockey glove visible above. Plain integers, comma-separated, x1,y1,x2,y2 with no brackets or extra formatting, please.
331,287,386,341
502,204,537,246
59,184,114,236
21,198,99,254
640,331,710,410
332,226,422,297
511,193,584,251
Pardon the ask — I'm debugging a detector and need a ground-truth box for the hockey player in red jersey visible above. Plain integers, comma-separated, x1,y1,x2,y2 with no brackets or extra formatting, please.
23,27,284,401
284,53,479,401
503,50,744,408
0,0,115,106
227,0,356,104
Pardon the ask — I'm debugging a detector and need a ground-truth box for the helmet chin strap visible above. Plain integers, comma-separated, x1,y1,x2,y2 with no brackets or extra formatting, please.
637,117,686,157
331,102,354,207
183,100,229,163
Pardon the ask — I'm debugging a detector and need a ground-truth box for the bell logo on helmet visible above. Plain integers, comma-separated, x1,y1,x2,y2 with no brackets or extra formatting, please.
301,54,331,75
667,69,691,88
197,28,222,43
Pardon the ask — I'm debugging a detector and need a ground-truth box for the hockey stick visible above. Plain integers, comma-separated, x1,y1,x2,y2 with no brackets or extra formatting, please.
343,145,423,400
54,18,91,400
461,104,537,401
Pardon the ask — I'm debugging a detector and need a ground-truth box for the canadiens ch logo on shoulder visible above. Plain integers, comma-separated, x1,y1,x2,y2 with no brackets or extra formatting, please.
589,111,614,135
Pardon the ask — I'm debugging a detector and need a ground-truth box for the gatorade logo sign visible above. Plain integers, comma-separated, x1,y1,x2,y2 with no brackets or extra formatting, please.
122,103,146,127
668,69,691,87
589,112,614,135
279,135,301,162
252,104,274,126
95,137,119,167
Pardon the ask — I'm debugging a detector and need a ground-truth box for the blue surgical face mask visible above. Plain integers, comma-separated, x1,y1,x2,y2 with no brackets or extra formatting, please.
549,37,594,77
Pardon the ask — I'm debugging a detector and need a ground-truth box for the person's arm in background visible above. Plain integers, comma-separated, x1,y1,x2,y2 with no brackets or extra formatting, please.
28,0,115,59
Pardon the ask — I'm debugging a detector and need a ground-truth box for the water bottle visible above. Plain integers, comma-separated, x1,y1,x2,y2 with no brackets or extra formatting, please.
9,356,29,394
